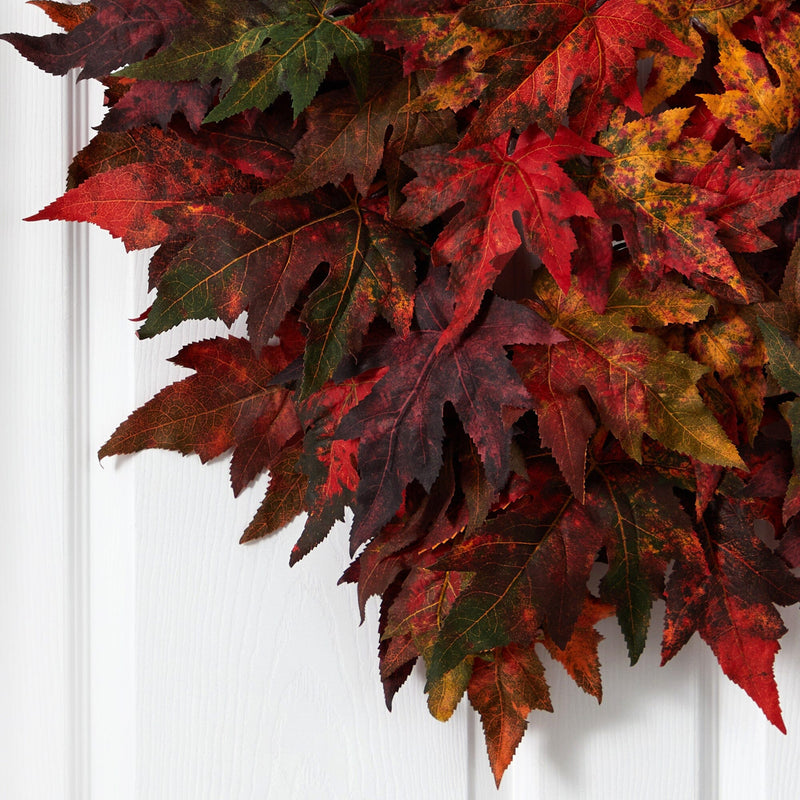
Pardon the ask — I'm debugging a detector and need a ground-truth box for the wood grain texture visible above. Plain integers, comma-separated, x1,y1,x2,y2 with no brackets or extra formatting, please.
0,5,70,799
469,607,711,799
717,613,800,800
132,449,471,800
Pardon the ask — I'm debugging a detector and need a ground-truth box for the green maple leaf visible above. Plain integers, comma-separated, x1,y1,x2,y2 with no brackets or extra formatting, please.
591,466,701,663
117,0,371,122
205,0,371,121
427,471,604,681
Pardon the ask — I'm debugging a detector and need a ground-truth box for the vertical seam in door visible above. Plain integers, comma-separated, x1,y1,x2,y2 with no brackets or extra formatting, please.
698,649,720,800
64,73,91,800
467,707,477,800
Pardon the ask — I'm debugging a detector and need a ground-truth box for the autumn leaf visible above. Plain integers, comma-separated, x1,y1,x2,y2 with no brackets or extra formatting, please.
700,12,800,154
590,465,702,663
140,188,414,397
586,107,747,294
347,0,510,92
29,0,96,32
758,316,800,521
518,270,743,498
100,79,217,133
11,0,800,784
663,499,800,732
99,335,300,491
240,443,307,544
349,0,482,72
203,0,371,122
468,645,552,787
397,125,608,344
427,471,604,681
543,595,613,700
291,370,386,563
28,126,259,250
259,62,448,200
758,317,800,394
692,140,800,253
116,0,274,87
691,307,767,444
343,441,463,615
1,0,191,79
382,565,470,715
336,269,564,552
459,0,695,143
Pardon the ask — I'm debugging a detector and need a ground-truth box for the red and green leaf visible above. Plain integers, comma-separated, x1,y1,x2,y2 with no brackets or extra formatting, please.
10,0,800,786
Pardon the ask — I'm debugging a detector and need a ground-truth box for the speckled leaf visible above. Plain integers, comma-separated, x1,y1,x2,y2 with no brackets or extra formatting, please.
460,0,695,143
1,0,191,78
204,0,371,121
513,345,596,500
383,567,468,702
28,128,257,250
604,268,714,329
692,309,767,444
526,271,744,474
700,13,800,154
468,645,552,787
397,125,608,345
347,0,505,73
336,270,564,552
589,108,746,293
663,499,800,732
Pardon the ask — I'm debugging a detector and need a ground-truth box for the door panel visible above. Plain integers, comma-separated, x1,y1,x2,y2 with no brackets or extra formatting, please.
2,5,799,796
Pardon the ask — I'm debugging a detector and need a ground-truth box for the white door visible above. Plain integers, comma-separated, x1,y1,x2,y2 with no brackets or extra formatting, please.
2,5,799,798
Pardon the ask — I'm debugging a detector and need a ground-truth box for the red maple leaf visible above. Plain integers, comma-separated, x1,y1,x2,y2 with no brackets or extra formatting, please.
397,125,608,344
663,499,800,732
28,126,260,250
99,335,301,493
335,268,564,551
693,140,800,252
460,0,695,143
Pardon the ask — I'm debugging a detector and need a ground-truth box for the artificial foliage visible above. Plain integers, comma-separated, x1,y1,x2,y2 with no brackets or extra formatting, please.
7,0,800,784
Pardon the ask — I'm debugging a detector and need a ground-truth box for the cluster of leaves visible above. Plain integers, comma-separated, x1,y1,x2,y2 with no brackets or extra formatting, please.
8,0,800,783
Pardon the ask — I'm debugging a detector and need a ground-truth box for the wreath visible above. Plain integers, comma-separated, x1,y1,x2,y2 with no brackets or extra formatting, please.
6,0,800,784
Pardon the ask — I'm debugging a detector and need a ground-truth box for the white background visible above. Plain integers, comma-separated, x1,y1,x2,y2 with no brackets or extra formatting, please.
2,3,800,798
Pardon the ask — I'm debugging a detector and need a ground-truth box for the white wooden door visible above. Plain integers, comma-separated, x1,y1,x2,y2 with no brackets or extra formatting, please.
2,5,800,798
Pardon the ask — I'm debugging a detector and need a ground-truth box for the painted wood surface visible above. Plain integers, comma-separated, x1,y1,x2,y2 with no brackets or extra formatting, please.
1,6,70,799
2,5,799,797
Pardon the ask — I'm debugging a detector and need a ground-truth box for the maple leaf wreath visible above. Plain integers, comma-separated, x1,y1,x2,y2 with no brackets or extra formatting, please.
6,0,800,785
